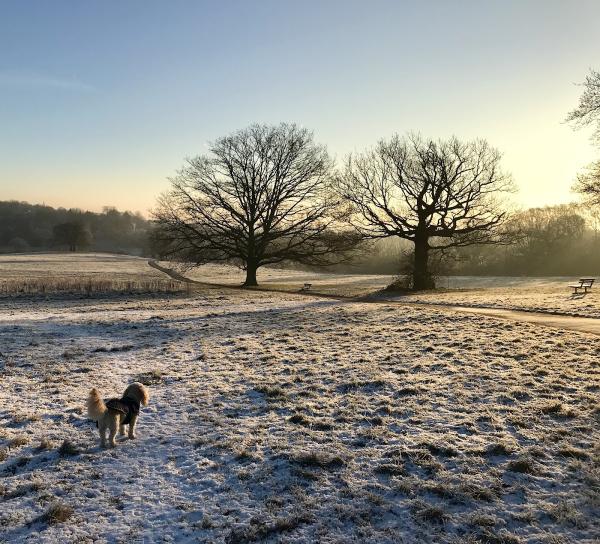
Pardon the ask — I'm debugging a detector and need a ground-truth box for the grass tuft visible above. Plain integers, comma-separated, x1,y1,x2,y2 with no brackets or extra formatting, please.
41,502,74,525
374,461,405,476
486,441,517,456
8,435,29,448
255,385,287,399
36,438,53,451
539,401,563,415
58,440,80,457
288,450,346,469
135,369,163,385
506,456,538,474
412,501,450,524
558,445,589,460
225,513,312,543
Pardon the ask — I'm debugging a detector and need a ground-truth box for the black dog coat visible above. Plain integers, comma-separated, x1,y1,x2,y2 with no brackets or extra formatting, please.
104,396,140,425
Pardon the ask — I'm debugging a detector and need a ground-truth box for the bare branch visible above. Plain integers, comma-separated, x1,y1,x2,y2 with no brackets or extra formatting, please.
335,133,514,289
152,123,360,286
566,69,600,145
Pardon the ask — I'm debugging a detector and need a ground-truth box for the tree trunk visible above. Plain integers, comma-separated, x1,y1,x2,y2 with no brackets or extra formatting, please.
413,237,434,290
243,261,258,287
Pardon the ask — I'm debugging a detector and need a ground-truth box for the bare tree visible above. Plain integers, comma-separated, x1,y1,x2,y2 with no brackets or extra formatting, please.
567,69,600,144
573,160,600,206
567,69,600,206
152,123,357,286
336,134,514,289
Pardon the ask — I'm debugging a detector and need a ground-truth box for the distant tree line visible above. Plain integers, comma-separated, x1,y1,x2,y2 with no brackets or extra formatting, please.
0,201,151,255
416,204,600,277
318,204,600,278
6,196,594,278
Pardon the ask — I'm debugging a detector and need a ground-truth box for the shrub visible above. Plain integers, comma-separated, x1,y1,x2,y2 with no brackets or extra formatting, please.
42,502,74,525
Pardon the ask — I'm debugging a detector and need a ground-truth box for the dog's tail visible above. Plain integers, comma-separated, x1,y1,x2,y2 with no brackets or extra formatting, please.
87,388,107,421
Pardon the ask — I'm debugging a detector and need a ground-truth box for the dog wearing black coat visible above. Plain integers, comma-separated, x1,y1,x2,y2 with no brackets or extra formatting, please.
87,382,149,448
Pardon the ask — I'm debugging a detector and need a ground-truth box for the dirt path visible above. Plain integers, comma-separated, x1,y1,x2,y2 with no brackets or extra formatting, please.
149,260,600,336
416,304,600,336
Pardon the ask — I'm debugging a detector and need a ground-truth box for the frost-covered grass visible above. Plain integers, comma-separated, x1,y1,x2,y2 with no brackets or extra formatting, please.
0,277,186,296
1,288,598,543
387,284,600,319
178,263,600,317
0,253,185,295
182,262,396,297
0,253,160,279
2,254,597,317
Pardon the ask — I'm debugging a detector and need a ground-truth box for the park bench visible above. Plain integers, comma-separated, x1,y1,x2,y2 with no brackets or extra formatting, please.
569,278,595,294
300,283,312,291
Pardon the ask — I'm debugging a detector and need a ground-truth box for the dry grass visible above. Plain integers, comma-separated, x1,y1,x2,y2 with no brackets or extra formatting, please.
58,439,80,456
506,456,538,474
225,513,313,543
41,502,74,525
36,438,53,451
287,450,346,469
0,277,186,296
8,436,29,448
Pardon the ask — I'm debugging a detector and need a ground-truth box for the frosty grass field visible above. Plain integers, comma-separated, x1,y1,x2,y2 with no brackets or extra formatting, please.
0,254,598,543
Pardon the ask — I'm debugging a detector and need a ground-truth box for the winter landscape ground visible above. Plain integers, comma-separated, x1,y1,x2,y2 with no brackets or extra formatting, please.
0,254,599,543
175,262,600,319
0,254,184,296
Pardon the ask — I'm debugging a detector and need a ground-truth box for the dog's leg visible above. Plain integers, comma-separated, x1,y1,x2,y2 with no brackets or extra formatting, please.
99,422,107,448
107,415,118,448
128,414,138,439
119,424,126,436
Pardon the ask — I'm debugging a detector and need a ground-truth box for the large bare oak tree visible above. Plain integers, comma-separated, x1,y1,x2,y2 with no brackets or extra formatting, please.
153,123,357,286
336,134,514,289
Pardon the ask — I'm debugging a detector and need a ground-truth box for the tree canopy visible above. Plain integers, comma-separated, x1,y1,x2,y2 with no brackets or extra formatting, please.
153,123,358,286
568,68,600,206
567,69,600,144
336,134,514,289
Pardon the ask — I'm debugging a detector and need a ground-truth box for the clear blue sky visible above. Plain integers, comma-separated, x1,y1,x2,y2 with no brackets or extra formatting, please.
1,0,599,215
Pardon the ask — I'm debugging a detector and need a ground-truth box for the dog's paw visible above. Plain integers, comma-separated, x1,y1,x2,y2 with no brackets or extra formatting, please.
128,434,136,440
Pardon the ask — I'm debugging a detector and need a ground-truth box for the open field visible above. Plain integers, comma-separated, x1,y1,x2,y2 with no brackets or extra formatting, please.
383,280,600,320
1,254,597,318
0,254,185,295
1,282,599,542
175,262,600,318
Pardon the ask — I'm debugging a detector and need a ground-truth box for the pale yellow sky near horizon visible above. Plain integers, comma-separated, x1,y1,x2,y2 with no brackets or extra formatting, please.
2,1,599,217
3,70,598,217
2,119,597,218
